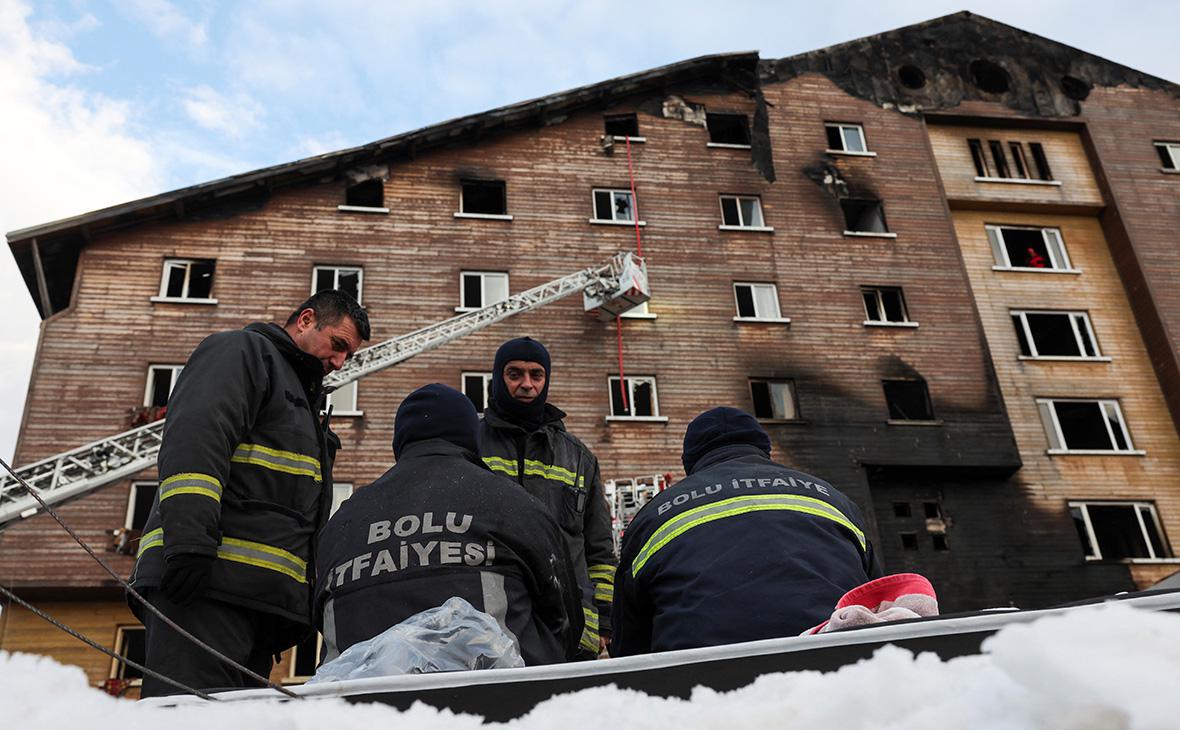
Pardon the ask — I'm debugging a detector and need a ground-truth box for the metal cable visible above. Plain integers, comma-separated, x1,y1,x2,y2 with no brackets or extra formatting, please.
0,583,215,701
0,456,299,699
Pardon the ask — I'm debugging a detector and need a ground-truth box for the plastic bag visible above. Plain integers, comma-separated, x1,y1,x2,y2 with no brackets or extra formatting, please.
307,596,524,683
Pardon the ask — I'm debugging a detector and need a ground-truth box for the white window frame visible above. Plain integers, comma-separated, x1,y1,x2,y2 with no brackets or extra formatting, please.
749,379,800,422
324,380,361,417
620,300,656,319
986,225,1079,273
143,365,183,407
825,123,875,157
604,113,645,143
454,180,512,220
606,375,667,422
311,265,364,304
124,481,158,530
457,271,509,312
1037,398,1144,455
1155,141,1180,172
718,195,773,232
1011,310,1109,361
1070,501,1174,562
330,483,353,518
152,258,217,304
589,188,645,226
862,287,918,328
461,371,493,412
109,625,145,682
733,282,789,323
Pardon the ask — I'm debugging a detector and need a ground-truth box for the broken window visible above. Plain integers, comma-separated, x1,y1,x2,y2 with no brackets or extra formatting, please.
323,380,359,416
968,139,990,177
986,225,1073,270
1071,501,1170,561
288,633,324,680
459,271,509,310
883,379,935,422
825,123,868,153
592,188,637,223
862,287,910,324
462,372,493,413
1028,143,1053,180
609,375,659,418
719,195,766,228
459,180,507,216
144,365,183,407
1011,310,1101,359
313,265,363,304
750,379,799,421
620,300,653,318
900,532,919,550
706,113,751,146
968,140,1054,181
1155,141,1180,170
125,481,158,532
733,282,783,320
1008,142,1029,179
604,113,640,139
931,534,949,551
841,199,889,234
110,626,146,681
158,258,215,300
924,502,942,519
988,140,1011,179
343,179,384,209
1038,398,1135,453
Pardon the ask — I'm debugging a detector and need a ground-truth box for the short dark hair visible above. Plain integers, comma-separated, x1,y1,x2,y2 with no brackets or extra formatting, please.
287,290,371,341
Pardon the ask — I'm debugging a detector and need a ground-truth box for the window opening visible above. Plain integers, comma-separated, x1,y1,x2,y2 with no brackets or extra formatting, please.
883,379,934,421
750,380,798,420
344,179,383,208
1071,501,1170,560
733,282,782,319
609,376,659,418
324,380,359,415
825,123,867,153
1011,311,1101,358
592,189,636,222
1029,143,1053,180
931,534,949,551
144,365,183,407
968,139,990,177
893,502,912,518
460,180,507,215
1008,142,1029,178
125,482,158,531
842,199,888,234
923,502,942,519
604,114,639,138
1038,398,1135,452
900,532,919,550
988,140,1011,179
289,633,324,679
986,225,1072,270
313,265,363,304
111,626,146,680
719,195,765,227
159,259,215,300
1155,142,1180,170
706,113,751,146
462,372,493,413
459,272,509,310
862,287,909,323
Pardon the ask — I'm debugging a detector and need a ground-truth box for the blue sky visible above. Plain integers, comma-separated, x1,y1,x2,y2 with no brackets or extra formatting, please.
1,0,1178,460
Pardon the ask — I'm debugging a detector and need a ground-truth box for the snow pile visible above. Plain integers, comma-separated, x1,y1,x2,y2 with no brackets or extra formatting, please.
4,603,1178,730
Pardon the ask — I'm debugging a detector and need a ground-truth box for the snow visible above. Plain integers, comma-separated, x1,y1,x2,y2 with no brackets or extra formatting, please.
4,603,1179,730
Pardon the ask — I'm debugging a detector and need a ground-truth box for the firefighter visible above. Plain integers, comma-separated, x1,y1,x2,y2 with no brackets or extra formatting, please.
314,384,583,665
611,407,882,656
128,290,370,697
478,337,616,658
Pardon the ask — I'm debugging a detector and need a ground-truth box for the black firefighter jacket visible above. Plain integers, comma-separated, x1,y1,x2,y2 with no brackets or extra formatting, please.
479,404,616,654
313,439,584,666
611,444,883,656
130,323,337,645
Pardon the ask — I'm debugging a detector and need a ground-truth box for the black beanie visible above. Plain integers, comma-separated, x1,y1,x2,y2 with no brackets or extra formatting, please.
490,337,551,429
392,384,480,459
681,407,771,474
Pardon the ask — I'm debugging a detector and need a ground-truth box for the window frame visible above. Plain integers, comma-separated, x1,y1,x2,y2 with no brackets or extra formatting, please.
143,364,183,408
718,195,773,232
455,179,512,220
986,224,1078,273
1155,141,1180,172
705,112,752,148
124,481,158,531
338,178,388,213
603,113,644,143
152,258,218,304
1011,310,1108,361
883,378,938,424
457,271,510,312
286,632,325,682
461,371,493,413
589,187,645,226
862,286,917,328
1069,500,1174,562
311,265,364,304
824,122,874,156
1037,398,1143,455
619,300,656,319
606,375,666,422
324,379,361,417
840,199,896,238
969,139,1061,186
749,378,801,422
109,625,146,682
732,282,788,323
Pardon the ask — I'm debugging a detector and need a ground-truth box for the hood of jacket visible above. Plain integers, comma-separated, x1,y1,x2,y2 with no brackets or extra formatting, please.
246,322,325,402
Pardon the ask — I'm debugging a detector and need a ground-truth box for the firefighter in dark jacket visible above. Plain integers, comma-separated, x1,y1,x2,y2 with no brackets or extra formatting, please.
128,290,370,697
314,384,583,666
478,337,616,658
611,407,882,656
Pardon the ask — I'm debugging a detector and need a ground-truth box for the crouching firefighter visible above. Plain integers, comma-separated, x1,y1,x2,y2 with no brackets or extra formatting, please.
314,384,584,666
611,407,882,656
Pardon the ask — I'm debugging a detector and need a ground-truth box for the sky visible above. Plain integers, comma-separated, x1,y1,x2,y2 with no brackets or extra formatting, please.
1,0,1179,461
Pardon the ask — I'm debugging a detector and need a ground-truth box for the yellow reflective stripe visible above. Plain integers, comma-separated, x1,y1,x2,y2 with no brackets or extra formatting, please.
217,536,307,583
482,456,519,477
137,528,164,558
582,605,599,629
579,606,600,651
231,443,321,481
159,472,222,503
594,585,614,602
632,494,866,578
588,564,616,583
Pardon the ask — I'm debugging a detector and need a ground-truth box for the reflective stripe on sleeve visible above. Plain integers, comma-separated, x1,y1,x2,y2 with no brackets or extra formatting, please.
217,537,308,583
588,564,616,584
136,528,164,558
579,605,600,651
482,456,519,477
631,494,866,578
231,444,322,482
159,472,222,503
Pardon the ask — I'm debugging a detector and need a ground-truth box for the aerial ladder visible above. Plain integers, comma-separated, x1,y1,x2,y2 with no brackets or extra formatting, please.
0,252,649,531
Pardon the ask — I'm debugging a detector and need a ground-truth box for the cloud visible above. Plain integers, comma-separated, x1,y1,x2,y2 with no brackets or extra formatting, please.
0,0,163,460
181,85,264,137
122,0,207,48
292,131,353,159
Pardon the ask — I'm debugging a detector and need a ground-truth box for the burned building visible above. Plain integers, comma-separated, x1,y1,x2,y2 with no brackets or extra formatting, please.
2,12,1179,691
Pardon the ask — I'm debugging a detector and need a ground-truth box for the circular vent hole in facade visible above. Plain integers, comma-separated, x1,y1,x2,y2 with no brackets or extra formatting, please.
969,60,1010,94
1061,75,1090,101
898,65,927,89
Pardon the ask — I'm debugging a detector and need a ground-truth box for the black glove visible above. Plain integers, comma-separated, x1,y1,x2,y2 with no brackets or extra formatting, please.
161,553,215,605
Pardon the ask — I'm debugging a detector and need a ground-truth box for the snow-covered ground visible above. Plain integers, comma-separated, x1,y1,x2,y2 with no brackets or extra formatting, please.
5,603,1178,729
